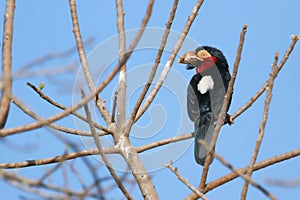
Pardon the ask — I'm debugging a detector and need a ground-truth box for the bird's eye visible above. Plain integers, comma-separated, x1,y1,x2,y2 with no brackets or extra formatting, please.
197,50,210,58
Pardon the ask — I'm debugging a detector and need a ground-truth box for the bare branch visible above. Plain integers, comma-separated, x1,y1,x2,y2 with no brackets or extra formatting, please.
0,147,117,169
205,147,300,193
0,169,86,198
209,143,277,200
0,77,114,137
111,91,118,123
82,90,133,200
198,24,247,193
26,82,110,134
10,94,103,137
68,0,112,124
136,132,193,153
0,0,15,128
130,0,179,123
165,162,209,200
240,52,278,200
134,0,205,123
231,35,299,121
116,0,127,126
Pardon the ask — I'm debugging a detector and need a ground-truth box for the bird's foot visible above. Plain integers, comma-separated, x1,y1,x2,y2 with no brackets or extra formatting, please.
225,114,234,125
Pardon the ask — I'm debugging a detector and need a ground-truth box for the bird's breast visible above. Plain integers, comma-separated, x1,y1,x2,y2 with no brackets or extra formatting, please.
197,75,214,94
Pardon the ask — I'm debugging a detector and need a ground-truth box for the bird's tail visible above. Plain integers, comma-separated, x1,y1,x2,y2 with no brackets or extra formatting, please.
194,113,215,166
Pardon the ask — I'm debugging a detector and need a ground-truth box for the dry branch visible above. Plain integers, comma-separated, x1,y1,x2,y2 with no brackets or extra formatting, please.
26,82,110,134
209,144,277,200
0,0,15,128
198,24,248,194
134,0,205,122
0,82,110,137
240,52,278,200
205,147,300,193
116,0,127,126
231,35,299,121
0,169,86,198
165,162,209,200
0,147,117,169
130,0,179,123
68,0,112,124
10,94,104,137
82,90,133,200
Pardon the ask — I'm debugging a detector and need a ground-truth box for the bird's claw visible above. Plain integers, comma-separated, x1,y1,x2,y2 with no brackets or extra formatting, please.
225,114,234,125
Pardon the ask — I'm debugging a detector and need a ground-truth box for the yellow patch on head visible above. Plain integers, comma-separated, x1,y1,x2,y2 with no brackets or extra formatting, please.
197,50,211,59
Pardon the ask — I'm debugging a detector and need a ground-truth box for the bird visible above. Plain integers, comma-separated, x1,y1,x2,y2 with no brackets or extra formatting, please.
178,46,232,166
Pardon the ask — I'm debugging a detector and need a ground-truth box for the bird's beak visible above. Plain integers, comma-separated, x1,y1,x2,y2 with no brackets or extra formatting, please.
178,51,203,70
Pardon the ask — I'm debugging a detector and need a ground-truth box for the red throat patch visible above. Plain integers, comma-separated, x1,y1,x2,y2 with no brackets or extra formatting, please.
196,56,217,74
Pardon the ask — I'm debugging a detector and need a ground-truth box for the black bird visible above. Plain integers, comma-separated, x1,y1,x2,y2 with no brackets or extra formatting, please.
178,46,232,165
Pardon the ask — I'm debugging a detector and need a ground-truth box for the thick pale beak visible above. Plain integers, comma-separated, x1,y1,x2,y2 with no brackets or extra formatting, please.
178,51,203,70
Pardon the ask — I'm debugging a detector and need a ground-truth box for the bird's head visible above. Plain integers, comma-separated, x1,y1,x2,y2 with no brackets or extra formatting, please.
178,46,228,74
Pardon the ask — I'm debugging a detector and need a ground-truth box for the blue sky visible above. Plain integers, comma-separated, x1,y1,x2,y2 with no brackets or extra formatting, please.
1,0,300,199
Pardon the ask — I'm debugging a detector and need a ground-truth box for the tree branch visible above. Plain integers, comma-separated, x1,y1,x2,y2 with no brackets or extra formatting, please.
116,0,127,126
165,162,209,200
130,0,179,123
240,51,278,200
210,143,277,200
134,0,205,123
136,132,193,153
0,0,15,128
231,35,299,121
11,94,102,137
0,81,112,137
82,90,133,200
198,24,247,194
68,0,112,124
205,147,300,193
0,147,117,169
26,82,110,134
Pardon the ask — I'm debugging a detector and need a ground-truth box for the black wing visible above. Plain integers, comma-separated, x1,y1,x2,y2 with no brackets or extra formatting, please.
187,82,200,122
187,74,211,122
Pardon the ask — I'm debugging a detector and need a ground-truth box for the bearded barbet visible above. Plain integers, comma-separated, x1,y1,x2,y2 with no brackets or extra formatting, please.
178,46,232,165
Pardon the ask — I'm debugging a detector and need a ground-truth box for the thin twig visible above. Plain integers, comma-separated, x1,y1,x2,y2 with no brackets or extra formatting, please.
130,0,179,123
203,141,277,200
68,0,112,124
134,0,205,123
26,82,110,134
111,91,118,123
116,0,127,126
69,162,88,191
0,76,114,137
165,162,209,200
110,1,161,199
38,163,63,183
2,144,300,186
0,169,86,197
11,94,105,137
0,0,15,128
49,129,106,199
240,52,278,200
231,35,299,120
136,132,193,153
82,90,133,200
198,24,247,193
205,147,300,193
0,147,117,169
